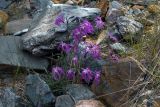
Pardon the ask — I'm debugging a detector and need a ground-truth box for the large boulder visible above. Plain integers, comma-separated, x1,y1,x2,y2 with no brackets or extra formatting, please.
25,74,55,106
22,2,101,56
93,58,146,107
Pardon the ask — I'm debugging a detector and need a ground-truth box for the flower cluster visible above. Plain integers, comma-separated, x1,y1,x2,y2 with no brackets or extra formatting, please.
52,16,104,86
52,66,101,85
52,67,75,80
72,20,94,43
80,20,94,35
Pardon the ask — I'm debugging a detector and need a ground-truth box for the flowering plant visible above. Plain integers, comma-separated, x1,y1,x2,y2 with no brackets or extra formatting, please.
52,15,105,85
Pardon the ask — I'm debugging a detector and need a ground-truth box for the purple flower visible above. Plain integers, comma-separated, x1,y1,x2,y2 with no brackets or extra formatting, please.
54,14,64,26
110,53,119,62
81,68,93,83
59,42,72,54
66,69,75,80
80,20,94,35
72,56,78,65
85,42,101,59
108,32,118,42
93,71,101,85
90,44,101,59
95,16,105,29
52,67,64,80
72,27,83,42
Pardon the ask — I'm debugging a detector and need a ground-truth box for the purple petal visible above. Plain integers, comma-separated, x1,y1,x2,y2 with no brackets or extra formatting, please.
81,68,93,83
52,67,64,80
66,69,75,80
93,71,101,85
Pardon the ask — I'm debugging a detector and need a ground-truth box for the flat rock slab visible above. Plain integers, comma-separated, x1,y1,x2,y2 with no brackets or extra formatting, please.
65,84,95,103
0,36,48,70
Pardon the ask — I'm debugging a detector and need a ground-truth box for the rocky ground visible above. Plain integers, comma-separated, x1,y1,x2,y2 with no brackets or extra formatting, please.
0,0,160,107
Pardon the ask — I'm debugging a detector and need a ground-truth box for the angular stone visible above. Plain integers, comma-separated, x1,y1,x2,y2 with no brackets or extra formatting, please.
116,16,143,35
55,95,75,107
0,0,12,9
25,74,55,106
111,1,122,9
107,1,124,24
0,88,17,107
0,36,48,70
110,43,126,53
22,2,101,56
65,84,95,103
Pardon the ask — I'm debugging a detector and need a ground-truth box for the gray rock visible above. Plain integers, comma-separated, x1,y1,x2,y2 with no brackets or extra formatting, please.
107,9,123,24
6,18,32,34
22,2,101,56
0,88,17,107
111,1,122,9
110,43,126,53
30,0,51,11
65,84,95,103
116,16,143,35
107,1,123,24
0,0,12,9
55,95,75,107
25,74,55,106
0,36,48,70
